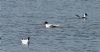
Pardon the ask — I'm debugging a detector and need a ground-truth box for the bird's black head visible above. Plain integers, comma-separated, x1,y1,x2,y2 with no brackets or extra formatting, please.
44,21,48,24
85,13,88,16
28,37,30,40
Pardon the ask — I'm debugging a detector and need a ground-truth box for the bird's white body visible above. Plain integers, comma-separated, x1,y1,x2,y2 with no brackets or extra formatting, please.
21,39,29,46
83,14,86,17
21,39,28,45
44,21,62,28
45,24,60,28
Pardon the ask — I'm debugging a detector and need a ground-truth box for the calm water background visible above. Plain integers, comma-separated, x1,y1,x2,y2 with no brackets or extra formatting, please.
0,0,100,52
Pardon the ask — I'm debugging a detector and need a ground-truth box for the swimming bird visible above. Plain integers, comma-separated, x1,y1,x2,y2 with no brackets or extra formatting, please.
76,13,88,20
21,37,30,46
44,21,61,28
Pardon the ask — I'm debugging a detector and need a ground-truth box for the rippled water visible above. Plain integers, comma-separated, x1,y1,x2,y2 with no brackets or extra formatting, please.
0,0,100,52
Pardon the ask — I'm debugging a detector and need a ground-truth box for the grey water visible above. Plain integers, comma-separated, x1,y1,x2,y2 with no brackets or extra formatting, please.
0,0,100,52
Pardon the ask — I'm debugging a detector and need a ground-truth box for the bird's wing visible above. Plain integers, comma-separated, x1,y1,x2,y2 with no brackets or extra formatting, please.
75,15,80,18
